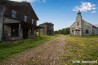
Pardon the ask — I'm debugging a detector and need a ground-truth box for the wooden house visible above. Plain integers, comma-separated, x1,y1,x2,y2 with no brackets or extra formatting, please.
39,22,54,35
0,1,39,41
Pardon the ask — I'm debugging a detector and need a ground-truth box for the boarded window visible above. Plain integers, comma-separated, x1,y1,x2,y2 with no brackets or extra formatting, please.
12,10,16,18
24,15,27,22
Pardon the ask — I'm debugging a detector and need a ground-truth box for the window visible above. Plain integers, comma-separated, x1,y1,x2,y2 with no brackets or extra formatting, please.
24,15,27,22
77,21,79,26
32,19,34,24
86,29,89,34
12,9,16,18
72,30,74,32
11,25,19,37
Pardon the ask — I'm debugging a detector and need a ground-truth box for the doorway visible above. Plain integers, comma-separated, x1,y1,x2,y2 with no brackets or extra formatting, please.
23,28,28,39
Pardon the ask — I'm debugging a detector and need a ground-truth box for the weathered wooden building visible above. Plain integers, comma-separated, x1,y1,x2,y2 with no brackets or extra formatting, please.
70,11,98,36
0,1,39,41
39,22,54,35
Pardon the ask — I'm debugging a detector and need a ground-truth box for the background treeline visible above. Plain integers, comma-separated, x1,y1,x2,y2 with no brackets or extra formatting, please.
54,27,70,35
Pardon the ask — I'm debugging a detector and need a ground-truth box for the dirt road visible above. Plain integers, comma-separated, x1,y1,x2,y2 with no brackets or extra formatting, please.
0,35,66,65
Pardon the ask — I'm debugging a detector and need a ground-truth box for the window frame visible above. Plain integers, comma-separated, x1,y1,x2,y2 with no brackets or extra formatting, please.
12,9,16,18
24,15,27,22
32,19,34,24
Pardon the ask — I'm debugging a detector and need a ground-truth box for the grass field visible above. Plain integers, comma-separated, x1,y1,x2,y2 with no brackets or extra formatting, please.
62,35,98,65
0,35,59,61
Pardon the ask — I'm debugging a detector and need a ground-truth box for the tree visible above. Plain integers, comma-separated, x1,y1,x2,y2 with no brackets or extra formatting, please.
54,27,70,35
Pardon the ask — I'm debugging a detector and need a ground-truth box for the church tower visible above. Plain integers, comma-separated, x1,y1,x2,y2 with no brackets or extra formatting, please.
74,10,83,35
76,10,82,28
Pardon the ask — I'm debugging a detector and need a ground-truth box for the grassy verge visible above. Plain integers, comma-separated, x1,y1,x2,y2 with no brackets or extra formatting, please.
0,35,59,60
61,35,98,65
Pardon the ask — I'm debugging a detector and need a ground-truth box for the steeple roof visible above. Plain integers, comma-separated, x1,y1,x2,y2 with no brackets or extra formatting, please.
77,10,81,15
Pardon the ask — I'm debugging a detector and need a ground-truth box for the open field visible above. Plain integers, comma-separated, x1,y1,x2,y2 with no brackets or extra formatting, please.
0,34,98,65
0,35,60,61
62,35,98,65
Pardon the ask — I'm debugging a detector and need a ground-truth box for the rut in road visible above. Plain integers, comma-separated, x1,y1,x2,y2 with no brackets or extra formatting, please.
0,35,66,65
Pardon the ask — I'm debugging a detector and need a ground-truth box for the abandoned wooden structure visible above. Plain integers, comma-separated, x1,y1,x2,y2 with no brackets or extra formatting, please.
70,11,98,36
0,1,39,41
39,22,54,35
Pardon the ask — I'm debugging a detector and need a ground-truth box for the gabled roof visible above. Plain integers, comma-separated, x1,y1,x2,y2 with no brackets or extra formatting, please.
83,20,98,28
70,19,98,28
39,22,54,26
70,22,76,28
5,1,39,20
27,2,39,20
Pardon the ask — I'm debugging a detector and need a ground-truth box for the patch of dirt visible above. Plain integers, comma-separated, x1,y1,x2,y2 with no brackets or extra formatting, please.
0,35,66,65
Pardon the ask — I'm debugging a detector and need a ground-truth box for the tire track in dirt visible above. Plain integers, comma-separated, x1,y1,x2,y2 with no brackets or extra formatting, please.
0,35,66,65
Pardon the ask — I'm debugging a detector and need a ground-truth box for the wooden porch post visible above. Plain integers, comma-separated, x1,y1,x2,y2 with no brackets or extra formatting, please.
19,23,22,39
39,28,40,36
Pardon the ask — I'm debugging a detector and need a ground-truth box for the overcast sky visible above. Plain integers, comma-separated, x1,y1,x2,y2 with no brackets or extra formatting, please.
10,0,98,30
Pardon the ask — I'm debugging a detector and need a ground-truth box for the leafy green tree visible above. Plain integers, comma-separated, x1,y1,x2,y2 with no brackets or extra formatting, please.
54,27,70,35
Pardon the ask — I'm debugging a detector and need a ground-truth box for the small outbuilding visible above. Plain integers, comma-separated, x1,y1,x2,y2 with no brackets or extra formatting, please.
39,22,54,35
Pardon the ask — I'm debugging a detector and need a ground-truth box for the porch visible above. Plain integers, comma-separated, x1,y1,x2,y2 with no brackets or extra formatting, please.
3,18,36,41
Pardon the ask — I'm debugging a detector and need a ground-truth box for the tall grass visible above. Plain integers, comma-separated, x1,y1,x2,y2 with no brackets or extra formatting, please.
0,35,59,60
62,35,98,65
